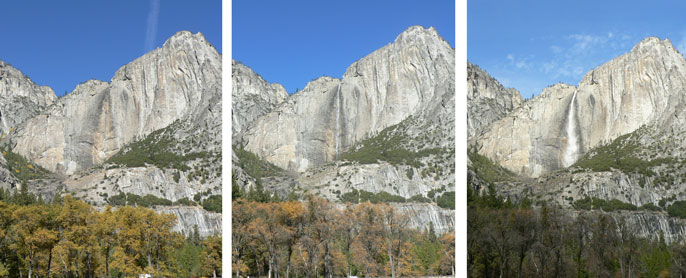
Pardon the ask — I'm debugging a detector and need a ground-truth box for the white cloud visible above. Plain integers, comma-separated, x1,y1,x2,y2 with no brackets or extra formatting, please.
498,31,638,96
543,32,636,79
542,61,556,74
567,34,610,53
505,54,533,70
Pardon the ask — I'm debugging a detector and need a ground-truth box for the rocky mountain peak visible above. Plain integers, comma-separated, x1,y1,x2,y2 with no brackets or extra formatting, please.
475,36,686,178
300,76,341,93
0,59,58,134
231,60,288,137
624,36,681,65
394,25,442,44
343,25,452,80
467,62,523,139
631,36,675,53
0,60,57,102
241,27,455,172
162,31,214,51
111,31,219,84
8,30,221,175
579,36,685,87
64,79,109,97
538,83,576,98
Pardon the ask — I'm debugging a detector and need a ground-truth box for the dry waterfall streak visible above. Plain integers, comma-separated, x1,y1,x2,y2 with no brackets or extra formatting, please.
564,91,579,167
335,84,341,158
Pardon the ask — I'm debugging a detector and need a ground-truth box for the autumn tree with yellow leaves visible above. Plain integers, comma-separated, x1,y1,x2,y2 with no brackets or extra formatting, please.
233,195,455,278
0,193,221,278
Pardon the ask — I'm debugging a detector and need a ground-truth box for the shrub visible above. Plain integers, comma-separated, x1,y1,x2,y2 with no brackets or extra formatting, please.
572,128,671,177
668,201,686,218
108,192,172,207
639,203,662,211
233,146,283,179
202,195,222,213
409,194,430,203
173,171,181,183
106,125,211,171
339,189,407,204
0,146,50,182
467,147,514,183
338,122,444,167
406,168,414,179
573,197,637,212
436,191,455,209
173,197,196,206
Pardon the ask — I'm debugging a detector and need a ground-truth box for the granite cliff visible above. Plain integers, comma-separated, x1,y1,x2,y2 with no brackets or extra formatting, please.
470,36,686,243
467,62,523,139
233,26,455,235
240,26,454,173
474,37,686,178
8,31,221,176
0,31,222,236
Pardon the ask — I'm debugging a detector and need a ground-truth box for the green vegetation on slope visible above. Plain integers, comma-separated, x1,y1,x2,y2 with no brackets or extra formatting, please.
0,146,50,182
339,122,444,167
468,147,515,183
202,195,222,213
108,192,220,213
573,196,637,211
339,189,408,204
667,201,686,218
108,192,173,207
572,129,673,176
107,125,211,171
436,191,455,209
233,146,283,180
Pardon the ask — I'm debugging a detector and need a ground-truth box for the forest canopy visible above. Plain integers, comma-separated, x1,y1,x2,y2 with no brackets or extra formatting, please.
232,196,455,278
0,192,221,278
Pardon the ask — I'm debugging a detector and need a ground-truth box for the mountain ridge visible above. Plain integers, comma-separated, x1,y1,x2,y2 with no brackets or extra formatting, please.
7,31,221,176
474,35,686,177
0,30,222,237
240,25,454,173
470,35,686,244
233,25,455,234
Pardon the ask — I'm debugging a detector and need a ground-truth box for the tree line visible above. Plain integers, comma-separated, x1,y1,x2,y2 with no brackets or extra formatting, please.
232,196,455,278
468,185,686,277
0,191,221,278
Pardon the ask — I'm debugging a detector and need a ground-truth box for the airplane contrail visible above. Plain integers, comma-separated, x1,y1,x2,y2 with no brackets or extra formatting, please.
144,0,160,52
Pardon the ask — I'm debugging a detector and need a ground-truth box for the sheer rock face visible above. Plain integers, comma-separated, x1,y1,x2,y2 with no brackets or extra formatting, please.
467,62,522,139
157,207,222,237
234,26,455,234
0,60,57,134
394,203,455,235
242,26,455,172
475,37,686,177
8,31,221,175
476,83,577,177
231,60,288,140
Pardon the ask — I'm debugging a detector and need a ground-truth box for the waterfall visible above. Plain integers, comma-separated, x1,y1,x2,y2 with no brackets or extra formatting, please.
564,91,579,167
335,84,341,158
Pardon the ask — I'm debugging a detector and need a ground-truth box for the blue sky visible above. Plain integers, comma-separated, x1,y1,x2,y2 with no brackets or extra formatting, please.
233,0,455,94
468,0,686,99
0,1,221,97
